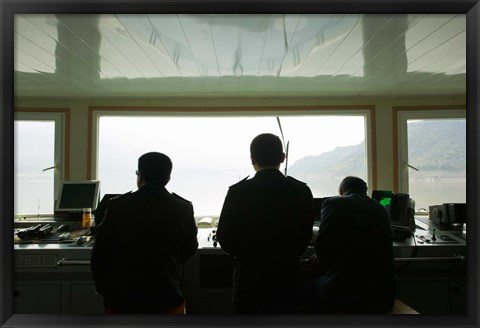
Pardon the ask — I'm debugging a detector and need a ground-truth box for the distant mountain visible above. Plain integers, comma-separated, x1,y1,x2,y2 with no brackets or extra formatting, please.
288,119,466,180
407,120,466,174
288,141,365,181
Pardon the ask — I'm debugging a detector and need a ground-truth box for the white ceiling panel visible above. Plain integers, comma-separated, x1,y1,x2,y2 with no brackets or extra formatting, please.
14,14,466,98
318,17,364,76
407,32,466,73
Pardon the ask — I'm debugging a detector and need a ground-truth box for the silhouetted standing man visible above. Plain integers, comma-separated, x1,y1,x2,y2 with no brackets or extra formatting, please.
91,152,198,314
216,133,314,314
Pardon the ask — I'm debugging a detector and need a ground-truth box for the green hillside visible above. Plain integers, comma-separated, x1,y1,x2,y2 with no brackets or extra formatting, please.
407,120,466,173
288,141,365,180
288,119,466,180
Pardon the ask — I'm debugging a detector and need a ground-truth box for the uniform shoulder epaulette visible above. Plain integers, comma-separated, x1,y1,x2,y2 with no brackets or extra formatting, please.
287,175,307,185
110,191,132,201
172,192,192,204
229,176,249,188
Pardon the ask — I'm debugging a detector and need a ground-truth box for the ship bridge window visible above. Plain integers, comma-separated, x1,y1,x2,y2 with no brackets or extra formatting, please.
14,111,65,216
396,108,466,213
94,111,372,218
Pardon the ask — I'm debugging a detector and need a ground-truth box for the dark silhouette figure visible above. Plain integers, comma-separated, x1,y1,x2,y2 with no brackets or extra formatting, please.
91,152,198,314
306,176,397,313
216,133,314,314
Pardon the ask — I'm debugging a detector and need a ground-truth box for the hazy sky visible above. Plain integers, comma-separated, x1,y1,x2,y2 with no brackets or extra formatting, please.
99,115,365,168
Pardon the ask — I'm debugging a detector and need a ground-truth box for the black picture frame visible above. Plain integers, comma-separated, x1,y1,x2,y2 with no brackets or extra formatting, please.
1,1,479,327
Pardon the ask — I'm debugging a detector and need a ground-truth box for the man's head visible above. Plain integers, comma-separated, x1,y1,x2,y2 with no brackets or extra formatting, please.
250,133,285,170
338,176,368,196
137,152,172,187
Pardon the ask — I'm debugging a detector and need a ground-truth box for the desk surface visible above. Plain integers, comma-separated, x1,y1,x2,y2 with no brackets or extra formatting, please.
14,217,466,258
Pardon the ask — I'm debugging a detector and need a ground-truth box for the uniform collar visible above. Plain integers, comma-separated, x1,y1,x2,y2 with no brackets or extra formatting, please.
139,183,169,193
343,191,367,197
254,168,284,177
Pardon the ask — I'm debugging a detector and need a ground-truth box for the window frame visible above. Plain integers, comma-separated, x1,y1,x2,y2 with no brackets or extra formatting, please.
394,106,466,209
89,107,376,201
14,109,68,216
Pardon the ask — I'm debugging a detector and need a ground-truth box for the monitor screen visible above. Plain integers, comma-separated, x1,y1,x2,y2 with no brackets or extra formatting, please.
55,180,100,213
372,190,395,208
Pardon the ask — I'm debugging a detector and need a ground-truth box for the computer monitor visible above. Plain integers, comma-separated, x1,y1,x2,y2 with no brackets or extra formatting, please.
372,190,415,232
372,190,395,208
55,180,100,219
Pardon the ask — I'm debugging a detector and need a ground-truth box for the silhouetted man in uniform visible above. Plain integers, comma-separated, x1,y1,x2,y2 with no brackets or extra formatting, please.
216,133,314,314
91,152,198,314
306,176,397,313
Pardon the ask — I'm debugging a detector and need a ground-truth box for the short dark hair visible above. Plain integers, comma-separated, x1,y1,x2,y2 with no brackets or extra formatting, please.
339,176,368,196
250,133,284,166
137,152,172,186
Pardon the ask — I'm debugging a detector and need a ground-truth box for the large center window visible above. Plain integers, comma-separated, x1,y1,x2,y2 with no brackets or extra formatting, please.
96,113,368,217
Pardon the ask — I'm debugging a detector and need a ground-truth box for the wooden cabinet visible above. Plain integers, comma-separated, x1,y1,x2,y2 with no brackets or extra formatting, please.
14,281,103,314
14,283,62,314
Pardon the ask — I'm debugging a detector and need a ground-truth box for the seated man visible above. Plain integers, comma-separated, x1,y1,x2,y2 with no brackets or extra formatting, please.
306,176,397,313
91,152,198,314
216,133,314,314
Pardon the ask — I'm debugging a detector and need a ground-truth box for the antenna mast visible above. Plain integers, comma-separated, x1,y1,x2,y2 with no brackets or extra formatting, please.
276,117,289,176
